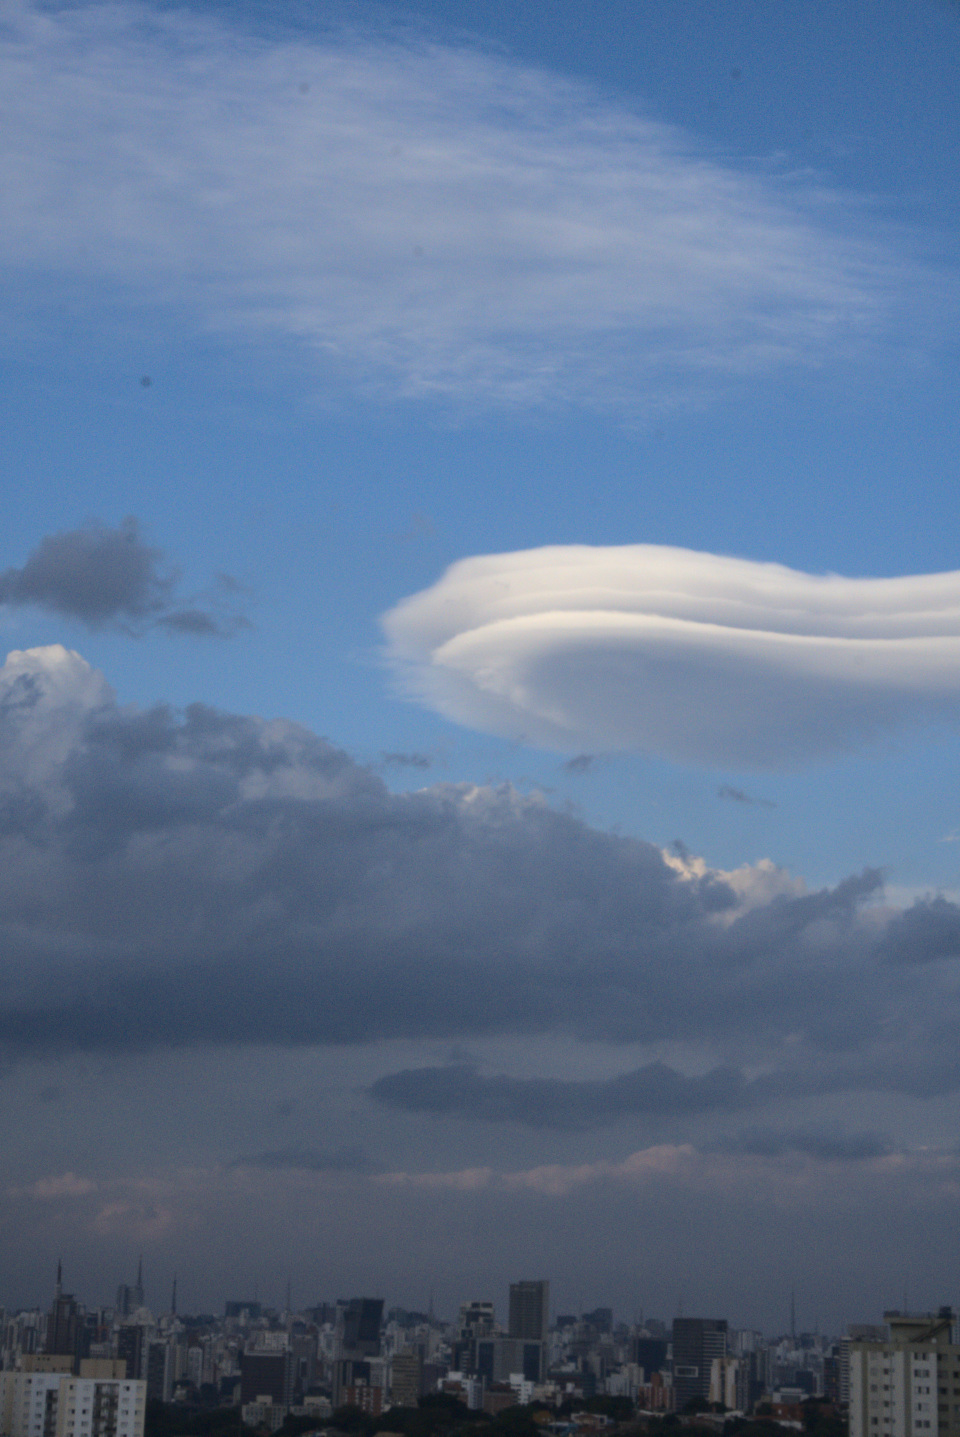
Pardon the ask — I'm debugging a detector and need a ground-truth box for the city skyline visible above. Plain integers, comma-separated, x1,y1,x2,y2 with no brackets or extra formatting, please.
1,0,959,1326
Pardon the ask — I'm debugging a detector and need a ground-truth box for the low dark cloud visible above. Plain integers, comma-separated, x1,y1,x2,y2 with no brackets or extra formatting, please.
877,894,960,963
717,784,776,809
562,754,594,774
719,1128,892,1162
0,646,954,1104
0,520,247,637
369,1061,753,1129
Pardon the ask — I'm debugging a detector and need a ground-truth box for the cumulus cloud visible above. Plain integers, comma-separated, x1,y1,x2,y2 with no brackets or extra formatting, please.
369,1061,754,1129
877,894,960,964
0,520,248,636
0,643,955,1124
382,543,960,767
0,2,920,410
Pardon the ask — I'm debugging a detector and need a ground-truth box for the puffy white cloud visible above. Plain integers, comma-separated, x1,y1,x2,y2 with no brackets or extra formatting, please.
382,543,960,766
0,2,915,408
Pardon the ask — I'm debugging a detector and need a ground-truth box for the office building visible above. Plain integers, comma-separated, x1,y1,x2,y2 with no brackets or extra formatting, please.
341,1300,383,1358
672,1318,728,1410
509,1283,549,1341
239,1352,295,1411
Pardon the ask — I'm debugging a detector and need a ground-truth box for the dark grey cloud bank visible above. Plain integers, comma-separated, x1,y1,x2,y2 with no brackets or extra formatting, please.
0,646,957,1118
0,520,247,636
369,1062,753,1130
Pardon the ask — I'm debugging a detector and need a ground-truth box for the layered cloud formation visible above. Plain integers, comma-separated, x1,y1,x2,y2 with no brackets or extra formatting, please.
383,544,960,766
0,2,916,408
1,644,959,1129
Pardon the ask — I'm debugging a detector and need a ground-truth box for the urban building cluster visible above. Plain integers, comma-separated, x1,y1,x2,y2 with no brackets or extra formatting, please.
0,1267,956,1437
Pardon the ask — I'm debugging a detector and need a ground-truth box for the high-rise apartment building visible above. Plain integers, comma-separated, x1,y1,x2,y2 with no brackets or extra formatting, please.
672,1318,728,1411
390,1351,422,1408
0,1369,145,1437
849,1310,960,1437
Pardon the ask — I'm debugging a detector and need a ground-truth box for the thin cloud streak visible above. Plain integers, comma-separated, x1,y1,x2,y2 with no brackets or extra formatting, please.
383,543,960,766
0,2,922,410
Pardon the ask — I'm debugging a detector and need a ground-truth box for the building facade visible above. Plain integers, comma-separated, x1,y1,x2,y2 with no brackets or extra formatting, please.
849,1311,960,1437
0,1371,145,1437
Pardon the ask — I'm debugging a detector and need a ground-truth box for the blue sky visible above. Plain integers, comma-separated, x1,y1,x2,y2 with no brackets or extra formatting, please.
2,0,960,1325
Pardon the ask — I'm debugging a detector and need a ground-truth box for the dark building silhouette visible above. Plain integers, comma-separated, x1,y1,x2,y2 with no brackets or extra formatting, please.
117,1325,146,1381
633,1337,668,1376
342,1298,383,1357
672,1318,728,1410
116,1260,144,1319
240,1352,295,1408
45,1265,83,1368
509,1282,549,1340
582,1308,613,1334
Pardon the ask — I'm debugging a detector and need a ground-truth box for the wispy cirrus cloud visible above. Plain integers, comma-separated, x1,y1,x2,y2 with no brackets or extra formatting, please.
0,2,924,410
383,543,960,766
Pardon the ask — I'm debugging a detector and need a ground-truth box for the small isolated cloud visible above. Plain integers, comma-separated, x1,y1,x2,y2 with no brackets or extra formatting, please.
0,2,929,412
718,784,776,808
369,1061,753,1129
383,543,960,767
380,752,432,770
0,521,248,637
562,754,594,774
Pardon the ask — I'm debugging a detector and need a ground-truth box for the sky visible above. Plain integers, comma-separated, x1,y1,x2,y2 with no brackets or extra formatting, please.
1,0,960,1333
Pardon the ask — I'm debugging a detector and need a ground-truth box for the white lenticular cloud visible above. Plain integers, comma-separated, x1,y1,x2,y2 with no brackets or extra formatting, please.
0,2,916,408
382,545,960,767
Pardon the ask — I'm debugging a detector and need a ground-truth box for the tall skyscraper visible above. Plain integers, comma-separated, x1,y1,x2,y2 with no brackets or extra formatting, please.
45,1267,82,1367
672,1318,728,1411
509,1282,549,1341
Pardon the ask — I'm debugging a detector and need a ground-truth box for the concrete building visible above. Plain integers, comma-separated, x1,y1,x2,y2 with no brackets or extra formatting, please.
475,1337,545,1385
390,1350,422,1408
849,1310,960,1437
